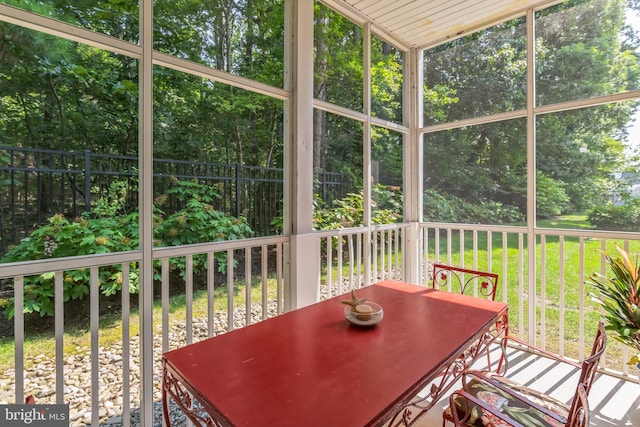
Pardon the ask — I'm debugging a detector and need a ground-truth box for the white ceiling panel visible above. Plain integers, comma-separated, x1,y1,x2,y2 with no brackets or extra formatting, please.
323,0,562,49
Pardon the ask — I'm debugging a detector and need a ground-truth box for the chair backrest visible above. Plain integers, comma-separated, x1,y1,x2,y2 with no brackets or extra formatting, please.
578,321,607,394
431,263,499,300
566,322,607,425
566,384,589,427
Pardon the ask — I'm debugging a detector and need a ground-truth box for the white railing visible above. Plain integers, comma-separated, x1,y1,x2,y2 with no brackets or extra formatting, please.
1,235,287,426
1,222,638,426
316,224,407,300
419,222,640,382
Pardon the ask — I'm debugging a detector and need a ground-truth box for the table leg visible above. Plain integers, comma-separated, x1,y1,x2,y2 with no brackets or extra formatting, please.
162,363,221,427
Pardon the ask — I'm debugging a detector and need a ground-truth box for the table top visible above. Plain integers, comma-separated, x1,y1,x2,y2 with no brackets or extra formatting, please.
163,279,508,427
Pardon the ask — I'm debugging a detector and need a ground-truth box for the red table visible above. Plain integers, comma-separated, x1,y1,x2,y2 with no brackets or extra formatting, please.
162,280,508,426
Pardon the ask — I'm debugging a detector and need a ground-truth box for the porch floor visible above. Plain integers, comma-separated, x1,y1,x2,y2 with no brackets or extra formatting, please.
413,346,640,426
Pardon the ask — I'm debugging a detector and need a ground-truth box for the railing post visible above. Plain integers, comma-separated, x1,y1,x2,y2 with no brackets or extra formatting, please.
404,222,421,285
84,150,91,213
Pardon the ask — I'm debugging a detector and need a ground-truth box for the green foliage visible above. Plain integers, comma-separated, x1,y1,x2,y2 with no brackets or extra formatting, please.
588,202,640,231
423,189,523,224
423,189,458,223
313,185,402,230
3,0,640,240
371,38,403,123
1,178,252,318
423,1,640,222
314,192,364,229
536,172,570,218
269,184,402,233
1,212,140,318
588,245,640,362
155,178,253,275
372,184,402,214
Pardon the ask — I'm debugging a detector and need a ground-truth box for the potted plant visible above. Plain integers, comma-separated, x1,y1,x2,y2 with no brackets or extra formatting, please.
588,245,640,374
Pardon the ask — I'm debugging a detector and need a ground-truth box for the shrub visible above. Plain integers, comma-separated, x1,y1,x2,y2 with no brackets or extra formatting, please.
423,190,523,224
1,178,252,318
423,189,457,223
588,202,640,231
154,178,253,276
313,185,402,230
1,212,140,318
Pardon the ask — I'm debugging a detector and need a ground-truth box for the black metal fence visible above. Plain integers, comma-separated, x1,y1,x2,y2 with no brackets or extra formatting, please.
0,146,352,257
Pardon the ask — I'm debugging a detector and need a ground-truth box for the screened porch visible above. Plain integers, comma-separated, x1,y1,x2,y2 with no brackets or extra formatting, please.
1,0,640,426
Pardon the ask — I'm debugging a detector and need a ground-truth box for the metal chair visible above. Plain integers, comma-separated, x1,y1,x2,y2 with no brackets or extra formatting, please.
431,263,499,301
431,263,505,370
446,375,590,427
392,264,505,421
443,322,607,427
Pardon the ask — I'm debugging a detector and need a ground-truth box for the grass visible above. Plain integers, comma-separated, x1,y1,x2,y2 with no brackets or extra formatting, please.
423,215,639,367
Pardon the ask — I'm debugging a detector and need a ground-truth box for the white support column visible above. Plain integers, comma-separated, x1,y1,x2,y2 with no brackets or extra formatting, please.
526,9,537,344
284,0,319,309
139,0,154,425
363,22,372,286
404,47,424,284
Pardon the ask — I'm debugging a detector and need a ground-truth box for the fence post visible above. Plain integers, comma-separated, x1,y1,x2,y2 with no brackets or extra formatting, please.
235,163,241,217
321,171,327,203
84,150,91,212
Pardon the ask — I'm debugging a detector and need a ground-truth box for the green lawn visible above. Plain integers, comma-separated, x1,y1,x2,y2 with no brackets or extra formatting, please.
425,215,637,366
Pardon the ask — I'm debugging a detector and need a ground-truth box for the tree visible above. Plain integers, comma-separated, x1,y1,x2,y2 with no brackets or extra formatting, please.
313,3,363,175
423,0,640,222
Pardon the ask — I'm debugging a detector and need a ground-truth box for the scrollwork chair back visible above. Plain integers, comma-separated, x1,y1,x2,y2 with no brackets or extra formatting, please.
431,263,499,301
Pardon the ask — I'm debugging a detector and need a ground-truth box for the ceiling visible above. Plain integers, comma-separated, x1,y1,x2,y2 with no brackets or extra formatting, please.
323,0,562,49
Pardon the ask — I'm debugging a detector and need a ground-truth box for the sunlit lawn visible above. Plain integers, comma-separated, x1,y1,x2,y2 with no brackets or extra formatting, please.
425,215,638,368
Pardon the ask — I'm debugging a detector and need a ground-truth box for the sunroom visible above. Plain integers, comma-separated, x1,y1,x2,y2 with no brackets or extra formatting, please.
1,0,640,425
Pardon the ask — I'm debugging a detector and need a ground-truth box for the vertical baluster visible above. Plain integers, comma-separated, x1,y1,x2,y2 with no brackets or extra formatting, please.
540,235,547,349
14,276,24,405
394,228,400,280
578,238,586,361
207,252,216,337
501,232,508,304
559,236,566,356
338,236,343,292
518,233,524,339
348,233,354,289
121,263,131,427
261,245,268,320
186,255,193,345
326,236,333,297
276,242,283,315
54,272,64,402
245,247,252,326
356,233,362,287
162,258,170,351
387,229,392,279
90,266,99,426
227,249,234,332
381,229,385,280
372,230,378,281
